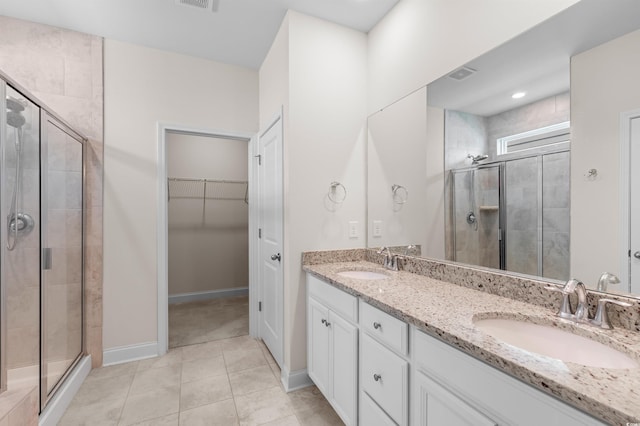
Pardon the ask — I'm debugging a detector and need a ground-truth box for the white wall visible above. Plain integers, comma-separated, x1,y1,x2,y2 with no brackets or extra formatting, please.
287,12,368,373
103,40,258,351
368,0,580,114
259,11,368,373
570,29,640,284
167,133,249,296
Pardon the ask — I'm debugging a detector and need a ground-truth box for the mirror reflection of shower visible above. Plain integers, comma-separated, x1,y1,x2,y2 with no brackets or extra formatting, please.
6,96,34,250
467,153,488,165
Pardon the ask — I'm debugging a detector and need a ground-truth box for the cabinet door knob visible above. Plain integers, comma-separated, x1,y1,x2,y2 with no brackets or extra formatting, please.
321,319,326,325
634,251,640,259
271,253,281,262
373,374,381,382
373,322,381,330
321,319,330,327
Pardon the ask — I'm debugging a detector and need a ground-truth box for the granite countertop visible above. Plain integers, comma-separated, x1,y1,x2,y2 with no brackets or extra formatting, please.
303,260,640,425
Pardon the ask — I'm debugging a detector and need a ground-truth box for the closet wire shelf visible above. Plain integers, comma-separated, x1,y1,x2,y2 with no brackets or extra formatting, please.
168,178,248,203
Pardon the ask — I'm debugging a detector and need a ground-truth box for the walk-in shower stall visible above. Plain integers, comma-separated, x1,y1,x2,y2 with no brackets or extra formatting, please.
450,150,570,281
0,74,85,412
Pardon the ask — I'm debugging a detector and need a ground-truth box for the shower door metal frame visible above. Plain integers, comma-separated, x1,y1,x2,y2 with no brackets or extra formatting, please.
0,79,7,395
450,163,505,269
39,110,86,411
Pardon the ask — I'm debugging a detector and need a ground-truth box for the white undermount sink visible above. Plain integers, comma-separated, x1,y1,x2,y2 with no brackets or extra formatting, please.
337,270,389,280
474,317,639,369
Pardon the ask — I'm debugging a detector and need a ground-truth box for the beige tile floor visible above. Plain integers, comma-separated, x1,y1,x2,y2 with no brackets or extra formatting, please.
60,296,344,425
169,296,250,348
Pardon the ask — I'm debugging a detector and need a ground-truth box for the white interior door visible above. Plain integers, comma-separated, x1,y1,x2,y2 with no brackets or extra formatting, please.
258,113,284,367
630,116,640,294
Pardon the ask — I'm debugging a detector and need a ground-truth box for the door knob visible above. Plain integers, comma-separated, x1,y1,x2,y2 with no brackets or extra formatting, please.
634,251,640,259
271,253,281,262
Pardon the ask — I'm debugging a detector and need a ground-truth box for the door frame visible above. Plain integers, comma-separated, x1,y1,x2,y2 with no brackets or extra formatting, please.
156,123,254,355
619,108,640,292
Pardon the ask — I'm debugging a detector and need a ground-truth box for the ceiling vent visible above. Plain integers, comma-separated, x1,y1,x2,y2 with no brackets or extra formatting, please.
175,0,219,12
448,66,477,81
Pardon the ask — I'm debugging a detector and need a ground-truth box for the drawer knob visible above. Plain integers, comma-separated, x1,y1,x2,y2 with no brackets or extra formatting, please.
373,373,382,382
321,319,331,327
373,322,382,330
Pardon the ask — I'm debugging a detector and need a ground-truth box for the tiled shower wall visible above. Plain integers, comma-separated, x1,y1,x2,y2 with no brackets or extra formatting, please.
486,91,570,150
0,15,104,373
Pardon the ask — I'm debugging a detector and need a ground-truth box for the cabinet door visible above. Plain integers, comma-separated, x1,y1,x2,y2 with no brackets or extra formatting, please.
308,297,330,395
413,371,497,426
360,391,397,426
330,311,358,426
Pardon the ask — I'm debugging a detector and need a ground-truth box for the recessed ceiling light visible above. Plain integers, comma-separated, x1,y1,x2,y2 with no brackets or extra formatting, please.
512,92,526,99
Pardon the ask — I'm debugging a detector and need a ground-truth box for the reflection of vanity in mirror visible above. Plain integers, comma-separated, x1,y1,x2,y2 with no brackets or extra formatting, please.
367,0,640,296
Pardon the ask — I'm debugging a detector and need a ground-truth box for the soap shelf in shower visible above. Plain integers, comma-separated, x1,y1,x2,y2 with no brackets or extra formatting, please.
168,177,248,203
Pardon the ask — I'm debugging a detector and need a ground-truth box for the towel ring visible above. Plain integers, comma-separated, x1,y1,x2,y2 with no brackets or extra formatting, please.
392,184,408,204
328,181,347,204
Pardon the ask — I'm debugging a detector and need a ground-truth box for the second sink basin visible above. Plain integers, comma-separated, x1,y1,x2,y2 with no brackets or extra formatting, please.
337,270,389,280
474,317,639,369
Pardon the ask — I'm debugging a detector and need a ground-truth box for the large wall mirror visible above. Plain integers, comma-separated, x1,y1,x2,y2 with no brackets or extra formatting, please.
367,0,640,297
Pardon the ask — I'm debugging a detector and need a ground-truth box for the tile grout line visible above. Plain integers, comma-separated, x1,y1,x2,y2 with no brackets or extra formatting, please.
116,361,138,426
221,344,242,425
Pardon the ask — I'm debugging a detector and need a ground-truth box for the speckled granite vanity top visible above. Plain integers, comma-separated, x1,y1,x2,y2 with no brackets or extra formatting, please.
303,253,640,425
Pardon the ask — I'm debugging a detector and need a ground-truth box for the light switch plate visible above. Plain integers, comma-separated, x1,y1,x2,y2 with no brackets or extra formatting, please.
348,221,358,238
373,220,382,237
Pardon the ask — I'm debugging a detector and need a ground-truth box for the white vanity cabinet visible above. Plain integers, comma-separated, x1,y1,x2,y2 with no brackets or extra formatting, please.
306,273,608,426
410,327,606,426
359,300,410,426
306,274,358,425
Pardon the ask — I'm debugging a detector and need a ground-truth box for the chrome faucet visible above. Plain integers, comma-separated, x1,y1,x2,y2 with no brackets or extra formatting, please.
564,278,589,322
596,272,620,292
403,244,417,256
546,278,631,329
377,247,399,271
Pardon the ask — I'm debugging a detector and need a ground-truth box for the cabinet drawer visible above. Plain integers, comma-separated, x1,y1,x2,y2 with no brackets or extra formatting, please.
361,300,408,355
361,333,408,425
307,274,358,323
360,391,397,426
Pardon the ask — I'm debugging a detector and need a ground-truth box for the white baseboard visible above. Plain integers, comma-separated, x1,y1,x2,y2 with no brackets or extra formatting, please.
39,355,91,426
103,342,158,366
281,367,313,392
168,287,249,305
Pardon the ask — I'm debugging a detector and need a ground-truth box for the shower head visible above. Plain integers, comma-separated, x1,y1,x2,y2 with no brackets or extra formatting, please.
467,154,489,165
6,97,25,112
7,111,26,128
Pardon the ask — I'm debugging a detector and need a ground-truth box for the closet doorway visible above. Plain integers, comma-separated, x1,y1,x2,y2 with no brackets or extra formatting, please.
165,131,250,349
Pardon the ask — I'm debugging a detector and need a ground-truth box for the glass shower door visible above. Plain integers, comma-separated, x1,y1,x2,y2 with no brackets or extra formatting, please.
451,165,501,269
1,84,41,394
40,112,84,406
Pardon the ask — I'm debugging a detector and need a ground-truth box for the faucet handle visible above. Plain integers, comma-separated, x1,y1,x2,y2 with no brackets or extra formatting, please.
591,298,632,330
545,285,573,319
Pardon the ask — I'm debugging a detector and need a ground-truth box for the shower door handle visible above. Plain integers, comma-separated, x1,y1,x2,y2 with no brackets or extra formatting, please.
42,248,52,270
